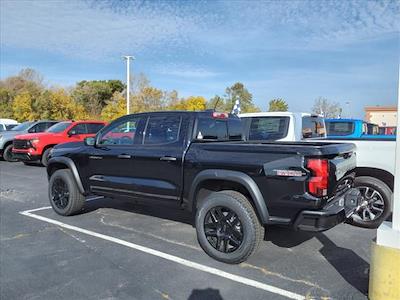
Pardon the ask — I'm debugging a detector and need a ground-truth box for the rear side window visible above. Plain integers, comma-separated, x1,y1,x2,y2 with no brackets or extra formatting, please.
28,122,50,133
326,121,354,136
302,116,325,138
45,122,58,130
246,117,289,141
87,123,105,134
196,118,228,140
70,123,87,134
227,118,243,140
144,115,181,145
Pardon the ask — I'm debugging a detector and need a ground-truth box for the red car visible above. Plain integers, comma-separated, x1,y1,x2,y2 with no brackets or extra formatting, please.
12,120,106,166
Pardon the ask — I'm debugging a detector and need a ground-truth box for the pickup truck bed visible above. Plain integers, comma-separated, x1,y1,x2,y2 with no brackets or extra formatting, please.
240,112,395,229
46,110,360,264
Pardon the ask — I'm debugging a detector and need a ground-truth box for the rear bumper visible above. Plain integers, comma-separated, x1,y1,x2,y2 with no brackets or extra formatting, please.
293,188,361,232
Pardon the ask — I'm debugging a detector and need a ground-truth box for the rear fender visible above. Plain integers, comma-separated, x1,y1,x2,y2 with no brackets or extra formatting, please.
189,169,269,224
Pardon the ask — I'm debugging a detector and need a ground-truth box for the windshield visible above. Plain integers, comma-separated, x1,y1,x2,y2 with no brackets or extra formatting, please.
11,121,34,131
47,122,71,133
326,121,354,136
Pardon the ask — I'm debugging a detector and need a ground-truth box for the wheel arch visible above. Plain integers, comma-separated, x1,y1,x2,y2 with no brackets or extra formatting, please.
3,140,13,149
47,157,85,194
189,169,269,224
42,144,57,153
355,167,394,191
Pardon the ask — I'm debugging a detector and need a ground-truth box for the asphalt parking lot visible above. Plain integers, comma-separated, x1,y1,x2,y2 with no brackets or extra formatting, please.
1,161,376,300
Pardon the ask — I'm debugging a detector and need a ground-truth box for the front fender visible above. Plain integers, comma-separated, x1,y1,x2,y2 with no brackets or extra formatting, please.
47,157,85,194
189,169,269,224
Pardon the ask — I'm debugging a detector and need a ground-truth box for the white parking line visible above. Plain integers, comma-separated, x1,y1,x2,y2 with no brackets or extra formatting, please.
19,206,304,300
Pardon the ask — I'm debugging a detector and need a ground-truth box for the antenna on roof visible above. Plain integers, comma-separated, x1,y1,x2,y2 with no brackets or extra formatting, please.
213,96,221,111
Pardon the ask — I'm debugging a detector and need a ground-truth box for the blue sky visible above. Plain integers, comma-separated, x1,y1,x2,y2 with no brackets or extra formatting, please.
1,0,399,118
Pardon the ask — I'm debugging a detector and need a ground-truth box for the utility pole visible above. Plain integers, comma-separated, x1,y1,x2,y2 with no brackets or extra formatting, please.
123,56,135,115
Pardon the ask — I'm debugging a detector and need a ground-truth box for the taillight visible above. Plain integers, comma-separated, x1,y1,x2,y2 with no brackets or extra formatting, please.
307,159,329,197
212,112,228,119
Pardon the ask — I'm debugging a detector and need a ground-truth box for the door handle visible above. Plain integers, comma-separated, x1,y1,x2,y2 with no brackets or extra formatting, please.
117,154,132,159
160,156,177,161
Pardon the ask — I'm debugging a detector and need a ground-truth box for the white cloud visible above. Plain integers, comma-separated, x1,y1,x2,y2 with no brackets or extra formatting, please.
1,0,398,61
154,64,221,78
0,0,207,60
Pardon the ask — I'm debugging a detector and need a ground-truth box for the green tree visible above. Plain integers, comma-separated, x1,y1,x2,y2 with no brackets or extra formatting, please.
312,97,341,118
72,80,125,117
224,82,260,113
268,98,288,112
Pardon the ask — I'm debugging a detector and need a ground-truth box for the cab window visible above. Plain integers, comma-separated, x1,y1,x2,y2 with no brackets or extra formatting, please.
144,115,181,145
87,123,105,134
196,118,228,140
69,123,87,135
99,117,143,146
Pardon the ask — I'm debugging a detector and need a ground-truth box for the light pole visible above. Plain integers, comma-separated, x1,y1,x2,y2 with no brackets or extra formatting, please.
123,55,135,115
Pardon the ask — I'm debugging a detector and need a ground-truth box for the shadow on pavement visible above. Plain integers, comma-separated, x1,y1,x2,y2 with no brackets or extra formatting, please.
83,197,370,296
316,234,369,296
188,288,223,300
83,197,194,225
266,226,369,296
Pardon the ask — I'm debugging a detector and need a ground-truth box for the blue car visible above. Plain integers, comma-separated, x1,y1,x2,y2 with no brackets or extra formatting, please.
325,118,396,140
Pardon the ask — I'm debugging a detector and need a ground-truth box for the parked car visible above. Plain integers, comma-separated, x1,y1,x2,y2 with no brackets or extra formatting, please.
0,118,19,132
240,112,395,228
46,111,360,264
12,120,106,166
0,120,58,162
325,118,395,139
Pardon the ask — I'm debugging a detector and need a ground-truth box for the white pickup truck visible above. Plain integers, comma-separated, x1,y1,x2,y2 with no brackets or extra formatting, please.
240,112,395,228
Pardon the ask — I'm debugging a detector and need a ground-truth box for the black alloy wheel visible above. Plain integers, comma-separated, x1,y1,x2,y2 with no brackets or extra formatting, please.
204,206,243,253
51,177,70,209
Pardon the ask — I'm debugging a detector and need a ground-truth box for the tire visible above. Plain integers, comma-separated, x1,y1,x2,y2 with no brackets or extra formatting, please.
3,144,17,162
41,147,53,167
48,169,85,216
349,176,392,229
195,190,264,264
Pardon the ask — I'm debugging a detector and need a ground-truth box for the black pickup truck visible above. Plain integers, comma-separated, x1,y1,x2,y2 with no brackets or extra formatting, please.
47,111,360,263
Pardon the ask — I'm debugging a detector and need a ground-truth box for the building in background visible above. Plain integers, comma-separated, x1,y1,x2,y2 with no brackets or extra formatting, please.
365,106,397,135
365,106,397,126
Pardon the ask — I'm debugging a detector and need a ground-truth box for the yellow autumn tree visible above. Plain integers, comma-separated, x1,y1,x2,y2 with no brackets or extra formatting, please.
101,92,127,121
47,89,89,120
168,96,207,111
13,92,34,121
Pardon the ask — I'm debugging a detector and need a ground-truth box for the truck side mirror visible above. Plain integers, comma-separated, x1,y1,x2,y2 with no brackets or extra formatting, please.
84,137,96,146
